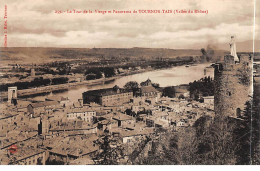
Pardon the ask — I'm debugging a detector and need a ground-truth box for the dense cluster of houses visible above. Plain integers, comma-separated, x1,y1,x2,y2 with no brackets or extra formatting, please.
0,79,214,165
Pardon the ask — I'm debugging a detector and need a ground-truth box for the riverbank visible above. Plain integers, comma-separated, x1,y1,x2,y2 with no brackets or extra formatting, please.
0,62,213,101
0,67,154,101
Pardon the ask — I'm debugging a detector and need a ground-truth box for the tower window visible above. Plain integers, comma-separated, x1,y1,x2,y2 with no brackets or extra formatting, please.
236,108,241,117
227,91,231,96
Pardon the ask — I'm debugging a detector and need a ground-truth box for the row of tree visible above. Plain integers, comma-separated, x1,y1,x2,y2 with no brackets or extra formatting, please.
85,67,116,80
0,77,69,91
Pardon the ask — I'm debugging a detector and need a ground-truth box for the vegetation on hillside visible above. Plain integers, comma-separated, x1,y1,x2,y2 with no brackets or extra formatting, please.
189,76,214,100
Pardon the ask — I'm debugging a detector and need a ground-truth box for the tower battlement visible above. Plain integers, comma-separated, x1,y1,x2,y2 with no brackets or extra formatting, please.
215,54,252,73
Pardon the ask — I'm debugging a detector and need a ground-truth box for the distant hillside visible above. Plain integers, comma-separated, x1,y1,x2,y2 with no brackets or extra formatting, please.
0,47,207,65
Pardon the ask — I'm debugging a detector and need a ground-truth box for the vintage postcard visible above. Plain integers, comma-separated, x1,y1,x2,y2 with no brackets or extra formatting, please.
0,0,259,166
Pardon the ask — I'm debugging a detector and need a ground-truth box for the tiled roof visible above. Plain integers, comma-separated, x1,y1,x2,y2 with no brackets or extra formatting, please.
67,107,96,114
45,96,68,102
112,113,133,121
6,138,45,163
113,127,154,137
47,136,98,157
28,101,60,108
83,86,132,97
140,86,159,93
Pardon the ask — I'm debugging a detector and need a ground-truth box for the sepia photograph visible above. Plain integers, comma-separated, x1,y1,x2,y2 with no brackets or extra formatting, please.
0,0,259,167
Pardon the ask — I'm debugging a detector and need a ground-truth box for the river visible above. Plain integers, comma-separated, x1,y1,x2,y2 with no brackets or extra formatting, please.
32,63,214,102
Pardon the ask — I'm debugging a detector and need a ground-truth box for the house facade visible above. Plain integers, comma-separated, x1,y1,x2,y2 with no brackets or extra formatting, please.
83,85,133,106
67,108,96,122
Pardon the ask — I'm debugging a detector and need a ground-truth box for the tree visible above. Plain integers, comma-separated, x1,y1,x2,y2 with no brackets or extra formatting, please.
201,48,207,56
94,135,124,165
86,74,97,80
46,158,65,165
103,67,115,78
251,82,260,164
178,94,185,99
200,47,214,62
85,68,102,79
189,76,214,100
152,83,160,88
238,82,260,164
174,128,199,164
137,115,243,165
124,81,139,90
125,109,137,117
162,87,175,97
193,116,238,164
124,81,139,96
51,77,68,85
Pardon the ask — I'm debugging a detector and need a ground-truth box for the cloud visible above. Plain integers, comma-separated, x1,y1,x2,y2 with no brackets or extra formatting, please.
1,0,257,48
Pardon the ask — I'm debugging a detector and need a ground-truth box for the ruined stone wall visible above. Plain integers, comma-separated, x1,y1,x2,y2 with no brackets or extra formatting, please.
214,54,252,118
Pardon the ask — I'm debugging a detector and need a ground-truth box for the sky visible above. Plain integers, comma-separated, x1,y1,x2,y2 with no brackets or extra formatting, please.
0,0,259,49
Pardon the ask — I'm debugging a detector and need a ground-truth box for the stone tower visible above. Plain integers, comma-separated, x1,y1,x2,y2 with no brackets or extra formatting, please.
214,54,252,118
8,87,17,105
38,116,49,135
